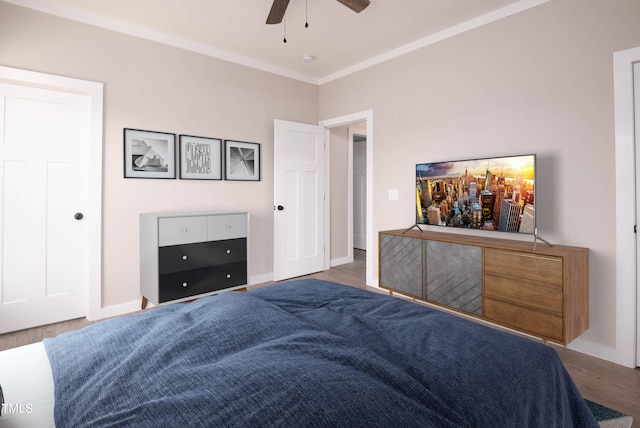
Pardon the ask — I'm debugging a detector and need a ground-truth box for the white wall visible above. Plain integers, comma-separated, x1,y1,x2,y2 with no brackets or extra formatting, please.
0,2,318,308
319,0,640,364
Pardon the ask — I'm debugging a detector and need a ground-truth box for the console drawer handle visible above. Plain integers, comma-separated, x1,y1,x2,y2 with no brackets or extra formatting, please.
182,255,188,260
182,282,188,288
226,249,231,254
226,274,231,279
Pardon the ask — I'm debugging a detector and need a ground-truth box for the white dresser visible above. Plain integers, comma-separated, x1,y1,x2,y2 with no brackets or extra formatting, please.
140,210,249,308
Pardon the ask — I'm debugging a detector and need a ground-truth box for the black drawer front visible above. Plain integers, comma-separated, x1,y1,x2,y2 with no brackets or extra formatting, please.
159,262,247,303
159,238,247,274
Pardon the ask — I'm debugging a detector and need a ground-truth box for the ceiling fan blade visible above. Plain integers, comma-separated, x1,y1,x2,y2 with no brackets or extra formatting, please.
336,0,370,13
266,0,290,24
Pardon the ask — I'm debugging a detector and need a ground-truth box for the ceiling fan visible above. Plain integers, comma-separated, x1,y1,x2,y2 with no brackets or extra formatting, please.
266,0,370,24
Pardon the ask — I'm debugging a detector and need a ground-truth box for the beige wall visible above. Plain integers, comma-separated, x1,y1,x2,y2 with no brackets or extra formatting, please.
0,2,318,307
319,0,640,362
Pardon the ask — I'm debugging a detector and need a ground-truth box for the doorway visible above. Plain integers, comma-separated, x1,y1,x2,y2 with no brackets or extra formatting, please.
320,110,375,286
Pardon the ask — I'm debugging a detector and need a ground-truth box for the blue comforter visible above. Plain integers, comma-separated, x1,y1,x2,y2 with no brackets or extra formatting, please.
44,279,598,427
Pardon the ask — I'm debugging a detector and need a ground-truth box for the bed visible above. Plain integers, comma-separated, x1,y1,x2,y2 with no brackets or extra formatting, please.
0,278,598,427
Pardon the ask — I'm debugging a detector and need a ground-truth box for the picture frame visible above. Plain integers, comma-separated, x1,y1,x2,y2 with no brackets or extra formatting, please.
178,135,222,180
224,140,261,181
124,128,176,179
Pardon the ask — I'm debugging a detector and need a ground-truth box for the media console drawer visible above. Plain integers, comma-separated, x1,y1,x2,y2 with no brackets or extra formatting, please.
484,272,562,313
484,297,563,342
141,211,249,308
484,249,562,286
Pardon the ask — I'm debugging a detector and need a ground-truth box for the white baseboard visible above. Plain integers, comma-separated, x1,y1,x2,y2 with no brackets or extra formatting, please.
97,299,142,320
331,256,353,267
250,272,273,286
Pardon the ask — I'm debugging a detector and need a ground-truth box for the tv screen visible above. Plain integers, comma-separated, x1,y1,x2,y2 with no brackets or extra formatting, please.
415,154,535,234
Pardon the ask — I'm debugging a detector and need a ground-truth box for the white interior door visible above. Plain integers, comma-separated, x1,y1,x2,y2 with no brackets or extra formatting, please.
0,82,90,333
273,119,325,281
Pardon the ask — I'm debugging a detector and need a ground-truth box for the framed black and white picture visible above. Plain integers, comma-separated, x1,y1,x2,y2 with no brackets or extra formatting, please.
179,135,222,180
224,140,261,181
124,128,176,179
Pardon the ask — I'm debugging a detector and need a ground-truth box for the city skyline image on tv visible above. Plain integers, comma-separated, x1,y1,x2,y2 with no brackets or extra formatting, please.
415,154,536,234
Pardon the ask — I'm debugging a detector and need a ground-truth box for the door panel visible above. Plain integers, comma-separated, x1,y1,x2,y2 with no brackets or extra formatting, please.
274,120,325,281
0,83,88,333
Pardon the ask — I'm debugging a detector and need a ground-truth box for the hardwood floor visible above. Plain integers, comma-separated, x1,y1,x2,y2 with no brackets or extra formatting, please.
1,249,638,425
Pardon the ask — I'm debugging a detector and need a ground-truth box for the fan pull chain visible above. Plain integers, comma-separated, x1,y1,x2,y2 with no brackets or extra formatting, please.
283,15,287,43
305,0,309,28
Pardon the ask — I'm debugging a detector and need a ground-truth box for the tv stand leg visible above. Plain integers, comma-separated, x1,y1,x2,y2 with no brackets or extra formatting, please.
532,228,553,251
402,224,424,234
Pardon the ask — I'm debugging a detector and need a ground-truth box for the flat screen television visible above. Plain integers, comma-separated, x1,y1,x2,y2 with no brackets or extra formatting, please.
415,154,536,234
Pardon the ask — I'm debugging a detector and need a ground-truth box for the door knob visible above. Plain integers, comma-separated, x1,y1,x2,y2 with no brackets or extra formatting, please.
277,205,284,211
74,212,84,220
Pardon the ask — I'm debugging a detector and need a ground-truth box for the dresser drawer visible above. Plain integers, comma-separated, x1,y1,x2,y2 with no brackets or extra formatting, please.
207,214,247,241
484,297,563,342
159,262,247,303
158,216,207,246
484,272,562,314
484,249,563,286
159,239,247,274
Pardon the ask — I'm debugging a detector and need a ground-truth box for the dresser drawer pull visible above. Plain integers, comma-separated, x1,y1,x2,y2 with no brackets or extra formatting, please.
226,249,231,254
182,282,188,288
226,274,231,279
181,227,188,233
226,224,232,230
182,255,188,260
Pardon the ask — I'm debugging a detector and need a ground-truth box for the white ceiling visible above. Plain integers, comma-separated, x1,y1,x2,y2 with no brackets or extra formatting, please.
5,0,549,84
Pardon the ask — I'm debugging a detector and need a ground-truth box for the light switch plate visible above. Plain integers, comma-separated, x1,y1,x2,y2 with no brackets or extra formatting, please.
388,189,399,201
